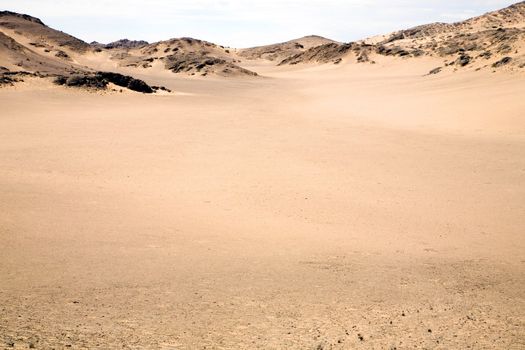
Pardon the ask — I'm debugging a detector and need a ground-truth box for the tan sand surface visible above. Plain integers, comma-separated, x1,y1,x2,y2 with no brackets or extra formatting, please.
1,60,524,349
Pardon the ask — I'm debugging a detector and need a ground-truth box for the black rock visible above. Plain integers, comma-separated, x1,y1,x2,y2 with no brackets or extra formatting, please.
55,50,70,59
479,51,492,59
53,75,67,85
54,71,154,93
96,71,153,93
65,75,108,89
492,57,512,68
456,54,471,67
127,78,153,93
0,74,16,86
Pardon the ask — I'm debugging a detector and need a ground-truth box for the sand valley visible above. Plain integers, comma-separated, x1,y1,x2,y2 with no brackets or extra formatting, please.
1,2,525,349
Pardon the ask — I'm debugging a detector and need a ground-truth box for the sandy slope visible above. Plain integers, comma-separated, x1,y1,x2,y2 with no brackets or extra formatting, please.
0,58,524,349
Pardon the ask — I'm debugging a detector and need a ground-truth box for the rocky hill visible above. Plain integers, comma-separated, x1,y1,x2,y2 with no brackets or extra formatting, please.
278,2,525,73
107,37,258,77
0,12,166,93
239,35,337,62
0,11,90,53
0,29,84,75
0,11,258,78
1,2,524,83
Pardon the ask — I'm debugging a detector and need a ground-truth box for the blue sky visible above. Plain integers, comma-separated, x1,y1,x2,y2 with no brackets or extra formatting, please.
1,0,519,47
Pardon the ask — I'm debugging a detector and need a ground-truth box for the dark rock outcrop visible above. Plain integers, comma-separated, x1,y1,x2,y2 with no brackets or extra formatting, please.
0,74,16,86
56,74,108,89
54,71,157,93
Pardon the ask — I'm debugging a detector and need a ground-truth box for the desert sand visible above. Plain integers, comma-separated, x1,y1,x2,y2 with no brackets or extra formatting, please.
1,3,525,350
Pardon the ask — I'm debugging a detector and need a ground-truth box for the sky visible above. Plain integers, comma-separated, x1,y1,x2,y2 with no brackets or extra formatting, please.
1,0,519,47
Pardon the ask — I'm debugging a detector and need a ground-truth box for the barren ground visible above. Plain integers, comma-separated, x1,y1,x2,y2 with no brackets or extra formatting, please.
1,60,524,349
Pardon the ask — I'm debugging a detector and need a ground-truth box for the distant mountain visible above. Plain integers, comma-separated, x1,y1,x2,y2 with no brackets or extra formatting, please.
95,39,150,50
239,35,338,61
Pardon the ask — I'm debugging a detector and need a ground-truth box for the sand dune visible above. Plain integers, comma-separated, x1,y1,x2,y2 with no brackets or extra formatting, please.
1,2,524,349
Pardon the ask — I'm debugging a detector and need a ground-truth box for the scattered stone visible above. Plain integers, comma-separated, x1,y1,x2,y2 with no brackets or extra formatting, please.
357,53,369,62
0,70,39,86
376,45,411,57
492,56,512,68
497,44,513,54
28,42,46,48
151,85,172,93
55,50,70,59
428,67,442,75
0,74,16,86
479,51,492,59
455,54,471,67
